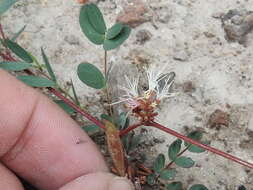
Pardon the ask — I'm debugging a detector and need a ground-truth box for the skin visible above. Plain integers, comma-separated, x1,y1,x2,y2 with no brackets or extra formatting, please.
0,69,133,190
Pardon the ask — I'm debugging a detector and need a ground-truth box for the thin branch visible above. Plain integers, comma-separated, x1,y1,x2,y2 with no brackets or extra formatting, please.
49,88,106,130
120,122,144,136
149,121,253,169
165,146,189,169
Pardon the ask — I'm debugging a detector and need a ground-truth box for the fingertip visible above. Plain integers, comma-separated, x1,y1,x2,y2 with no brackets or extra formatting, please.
59,172,134,190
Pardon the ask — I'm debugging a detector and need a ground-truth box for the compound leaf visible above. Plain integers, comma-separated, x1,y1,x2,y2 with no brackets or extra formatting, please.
77,63,105,89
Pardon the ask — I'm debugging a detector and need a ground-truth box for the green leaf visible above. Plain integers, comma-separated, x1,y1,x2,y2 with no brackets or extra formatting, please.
41,48,57,82
185,130,203,147
11,25,26,41
117,112,129,130
166,182,183,190
147,173,156,185
100,113,113,123
5,39,33,63
174,156,195,168
0,61,31,71
77,63,106,89
82,124,101,133
79,4,104,45
70,79,80,106
187,141,209,153
103,25,131,51
54,100,75,114
17,75,55,87
0,0,18,15
189,184,208,190
153,154,165,173
160,169,176,180
168,139,182,160
106,23,123,40
86,3,106,34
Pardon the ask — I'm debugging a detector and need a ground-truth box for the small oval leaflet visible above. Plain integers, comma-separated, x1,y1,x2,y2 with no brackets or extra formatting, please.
79,4,104,45
5,39,33,63
189,184,208,190
0,61,32,71
86,3,106,34
17,75,56,87
185,130,203,146
103,26,131,51
153,153,165,173
166,181,183,190
174,156,195,168
106,23,124,40
160,169,176,180
168,139,182,160
77,63,106,89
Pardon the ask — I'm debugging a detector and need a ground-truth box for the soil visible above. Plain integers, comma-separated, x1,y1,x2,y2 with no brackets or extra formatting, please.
2,0,253,189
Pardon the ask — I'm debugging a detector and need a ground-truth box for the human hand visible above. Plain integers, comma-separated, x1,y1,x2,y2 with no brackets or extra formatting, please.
0,70,133,190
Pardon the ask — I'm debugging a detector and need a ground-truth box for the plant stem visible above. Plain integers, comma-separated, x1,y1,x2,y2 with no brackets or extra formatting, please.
49,88,106,130
120,122,144,136
104,50,114,118
149,121,253,169
0,40,105,130
165,146,189,169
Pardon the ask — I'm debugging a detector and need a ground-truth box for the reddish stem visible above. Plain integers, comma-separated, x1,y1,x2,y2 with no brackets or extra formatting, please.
49,88,106,130
120,122,144,136
149,121,253,169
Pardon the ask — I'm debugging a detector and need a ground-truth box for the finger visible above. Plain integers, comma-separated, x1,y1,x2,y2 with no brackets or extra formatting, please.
0,69,107,189
59,172,134,190
0,163,24,190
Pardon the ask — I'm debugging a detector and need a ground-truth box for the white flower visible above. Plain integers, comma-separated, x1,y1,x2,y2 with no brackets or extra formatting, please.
145,66,176,101
111,66,176,116
146,65,167,91
111,75,141,110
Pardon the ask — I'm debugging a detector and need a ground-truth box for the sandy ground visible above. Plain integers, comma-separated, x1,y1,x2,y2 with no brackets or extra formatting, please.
2,0,253,189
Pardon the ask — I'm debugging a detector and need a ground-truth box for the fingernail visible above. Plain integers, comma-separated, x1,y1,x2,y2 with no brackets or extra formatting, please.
109,177,134,190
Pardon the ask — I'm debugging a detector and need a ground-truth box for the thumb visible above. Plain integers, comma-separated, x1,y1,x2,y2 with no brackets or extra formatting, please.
59,172,134,190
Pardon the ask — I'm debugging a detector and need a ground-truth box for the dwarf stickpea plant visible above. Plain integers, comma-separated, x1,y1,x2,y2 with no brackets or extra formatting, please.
0,1,253,190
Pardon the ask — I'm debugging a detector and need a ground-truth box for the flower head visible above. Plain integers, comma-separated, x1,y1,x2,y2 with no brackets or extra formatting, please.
112,66,176,122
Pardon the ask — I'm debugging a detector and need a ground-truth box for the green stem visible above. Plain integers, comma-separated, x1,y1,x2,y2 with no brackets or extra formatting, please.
104,50,113,118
